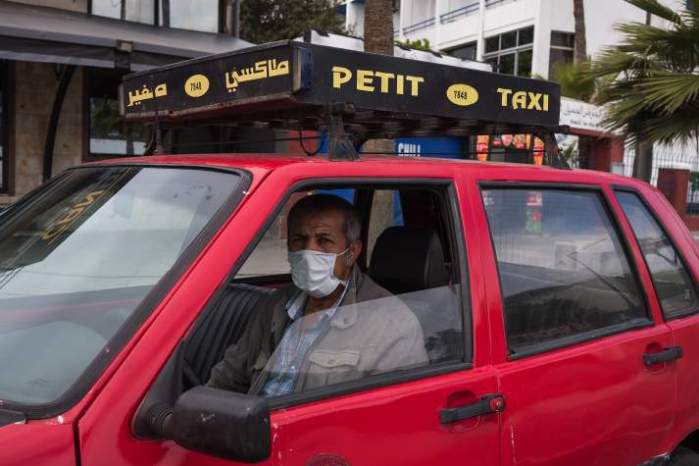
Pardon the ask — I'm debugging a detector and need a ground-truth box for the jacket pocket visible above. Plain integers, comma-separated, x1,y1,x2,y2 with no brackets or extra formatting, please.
308,349,360,368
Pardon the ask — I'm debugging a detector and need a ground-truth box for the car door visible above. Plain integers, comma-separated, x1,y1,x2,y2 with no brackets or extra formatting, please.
614,187,699,452
77,165,502,466
477,182,677,466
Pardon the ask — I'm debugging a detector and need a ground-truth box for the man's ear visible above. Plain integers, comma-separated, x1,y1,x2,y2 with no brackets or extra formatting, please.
347,240,362,265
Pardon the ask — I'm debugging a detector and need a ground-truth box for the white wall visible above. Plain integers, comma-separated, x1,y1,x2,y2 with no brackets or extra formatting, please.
403,0,436,25
482,0,538,35
346,0,689,75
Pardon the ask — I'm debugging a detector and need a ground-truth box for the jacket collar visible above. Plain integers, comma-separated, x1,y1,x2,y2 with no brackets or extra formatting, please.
329,265,362,329
269,265,364,336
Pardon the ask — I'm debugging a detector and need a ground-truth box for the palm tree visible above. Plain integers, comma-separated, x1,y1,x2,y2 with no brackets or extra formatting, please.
364,0,394,55
362,0,394,156
589,0,699,181
363,0,396,245
573,0,587,63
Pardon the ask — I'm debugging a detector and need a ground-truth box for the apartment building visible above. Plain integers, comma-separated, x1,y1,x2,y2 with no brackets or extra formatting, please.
341,0,687,79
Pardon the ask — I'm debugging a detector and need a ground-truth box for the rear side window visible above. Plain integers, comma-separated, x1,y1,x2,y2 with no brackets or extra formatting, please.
616,191,698,318
482,188,647,355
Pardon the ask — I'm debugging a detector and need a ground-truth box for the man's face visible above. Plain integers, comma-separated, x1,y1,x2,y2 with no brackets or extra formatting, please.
288,207,360,281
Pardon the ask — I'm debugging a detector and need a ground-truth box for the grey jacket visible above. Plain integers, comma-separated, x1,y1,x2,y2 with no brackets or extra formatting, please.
207,266,428,394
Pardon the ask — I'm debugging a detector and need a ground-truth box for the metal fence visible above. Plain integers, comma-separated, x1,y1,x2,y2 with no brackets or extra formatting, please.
622,145,699,215
689,174,699,215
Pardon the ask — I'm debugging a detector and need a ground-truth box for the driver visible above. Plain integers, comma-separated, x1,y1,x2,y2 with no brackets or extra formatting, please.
207,194,428,396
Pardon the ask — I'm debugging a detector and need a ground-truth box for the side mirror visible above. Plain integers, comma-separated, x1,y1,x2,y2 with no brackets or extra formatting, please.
152,386,271,463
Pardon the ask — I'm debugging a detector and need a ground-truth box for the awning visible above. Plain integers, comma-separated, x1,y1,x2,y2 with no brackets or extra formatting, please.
0,2,253,71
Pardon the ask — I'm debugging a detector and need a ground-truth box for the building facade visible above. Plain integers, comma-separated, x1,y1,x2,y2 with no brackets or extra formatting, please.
341,0,686,79
0,0,250,204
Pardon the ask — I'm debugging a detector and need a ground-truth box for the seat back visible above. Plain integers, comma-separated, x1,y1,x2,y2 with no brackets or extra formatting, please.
369,226,461,363
184,282,274,386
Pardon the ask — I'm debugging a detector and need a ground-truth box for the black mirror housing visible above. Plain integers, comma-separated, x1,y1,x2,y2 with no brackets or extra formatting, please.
168,386,271,463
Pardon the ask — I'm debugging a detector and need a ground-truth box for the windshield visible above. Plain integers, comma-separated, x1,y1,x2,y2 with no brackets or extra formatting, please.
0,166,242,407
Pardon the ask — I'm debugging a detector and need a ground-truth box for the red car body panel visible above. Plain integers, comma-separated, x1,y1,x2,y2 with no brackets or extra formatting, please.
0,421,75,466
1,154,697,466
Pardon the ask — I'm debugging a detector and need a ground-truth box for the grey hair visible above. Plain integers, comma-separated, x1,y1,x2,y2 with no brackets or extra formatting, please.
288,194,362,243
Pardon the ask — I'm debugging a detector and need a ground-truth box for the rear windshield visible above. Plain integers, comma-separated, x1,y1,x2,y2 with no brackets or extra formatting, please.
0,166,241,407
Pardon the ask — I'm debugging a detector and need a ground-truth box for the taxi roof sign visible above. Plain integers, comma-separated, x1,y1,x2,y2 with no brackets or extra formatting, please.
121,41,561,139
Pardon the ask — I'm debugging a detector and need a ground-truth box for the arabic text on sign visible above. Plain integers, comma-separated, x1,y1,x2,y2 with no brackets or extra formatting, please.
127,83,168,107
225,59,290,93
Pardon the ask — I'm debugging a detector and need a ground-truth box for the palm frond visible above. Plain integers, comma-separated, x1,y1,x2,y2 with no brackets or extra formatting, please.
552,61,596,101
589,2,699,145
640,111,699,145
624,0,684,25
637,73,699,113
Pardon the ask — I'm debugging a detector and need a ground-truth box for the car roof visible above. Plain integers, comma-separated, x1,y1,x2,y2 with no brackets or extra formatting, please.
90,152,649,190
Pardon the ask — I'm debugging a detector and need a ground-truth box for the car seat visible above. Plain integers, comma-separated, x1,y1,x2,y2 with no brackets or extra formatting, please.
369,226,463,363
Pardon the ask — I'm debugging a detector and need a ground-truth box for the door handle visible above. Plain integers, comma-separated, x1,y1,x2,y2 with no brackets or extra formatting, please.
643,346,683,367
440,393,506,424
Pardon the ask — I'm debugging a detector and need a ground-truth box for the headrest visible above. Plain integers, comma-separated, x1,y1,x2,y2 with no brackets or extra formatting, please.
369,226,449,295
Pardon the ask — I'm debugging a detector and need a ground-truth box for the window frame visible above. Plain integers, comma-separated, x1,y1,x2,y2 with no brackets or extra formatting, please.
482,26,534,77
548,31,575,77
87,0,223,32
88,0,159,26
446,41,478,61
479,181,654,360
0,60,14,195
614,186,699,321
190,177,474,411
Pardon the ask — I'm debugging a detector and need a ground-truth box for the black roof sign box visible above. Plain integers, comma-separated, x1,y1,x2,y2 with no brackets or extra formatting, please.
121,41,561,138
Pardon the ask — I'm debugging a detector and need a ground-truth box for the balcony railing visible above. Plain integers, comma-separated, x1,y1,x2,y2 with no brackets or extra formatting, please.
440,2,479,23
403,17,436,34
485,0,519,8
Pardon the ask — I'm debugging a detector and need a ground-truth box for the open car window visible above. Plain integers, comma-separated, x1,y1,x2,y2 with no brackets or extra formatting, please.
185,183,469,402
0,166,242,407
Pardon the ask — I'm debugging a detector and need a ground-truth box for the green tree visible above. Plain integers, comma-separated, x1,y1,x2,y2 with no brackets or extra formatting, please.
396,38,432,51
240,0,346,43
589,0,699,180
552,61,596,103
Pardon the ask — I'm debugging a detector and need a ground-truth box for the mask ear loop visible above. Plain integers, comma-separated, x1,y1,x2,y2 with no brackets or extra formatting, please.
339,246,352,266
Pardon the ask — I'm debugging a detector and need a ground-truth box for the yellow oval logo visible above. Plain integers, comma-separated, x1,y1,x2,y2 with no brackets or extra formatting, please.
446,84,479,106
184,74,210,98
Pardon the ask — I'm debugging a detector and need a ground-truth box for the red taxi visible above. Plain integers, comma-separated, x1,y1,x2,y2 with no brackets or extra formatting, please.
1,41,698,466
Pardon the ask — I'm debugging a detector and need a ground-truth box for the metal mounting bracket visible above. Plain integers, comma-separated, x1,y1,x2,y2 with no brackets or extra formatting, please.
327,110,359,161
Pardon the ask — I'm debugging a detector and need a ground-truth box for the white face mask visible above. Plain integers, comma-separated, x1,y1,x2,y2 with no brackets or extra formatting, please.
288,248,349,298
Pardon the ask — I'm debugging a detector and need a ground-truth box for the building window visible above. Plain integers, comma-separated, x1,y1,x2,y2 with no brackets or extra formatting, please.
0,60,10,194
483,26,533,76
549,31,575,77
447,41,477,61
90,0,220,33
84,68,147,159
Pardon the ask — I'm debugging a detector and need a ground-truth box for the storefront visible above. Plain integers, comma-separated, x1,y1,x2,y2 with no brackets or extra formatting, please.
0,0,250,204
